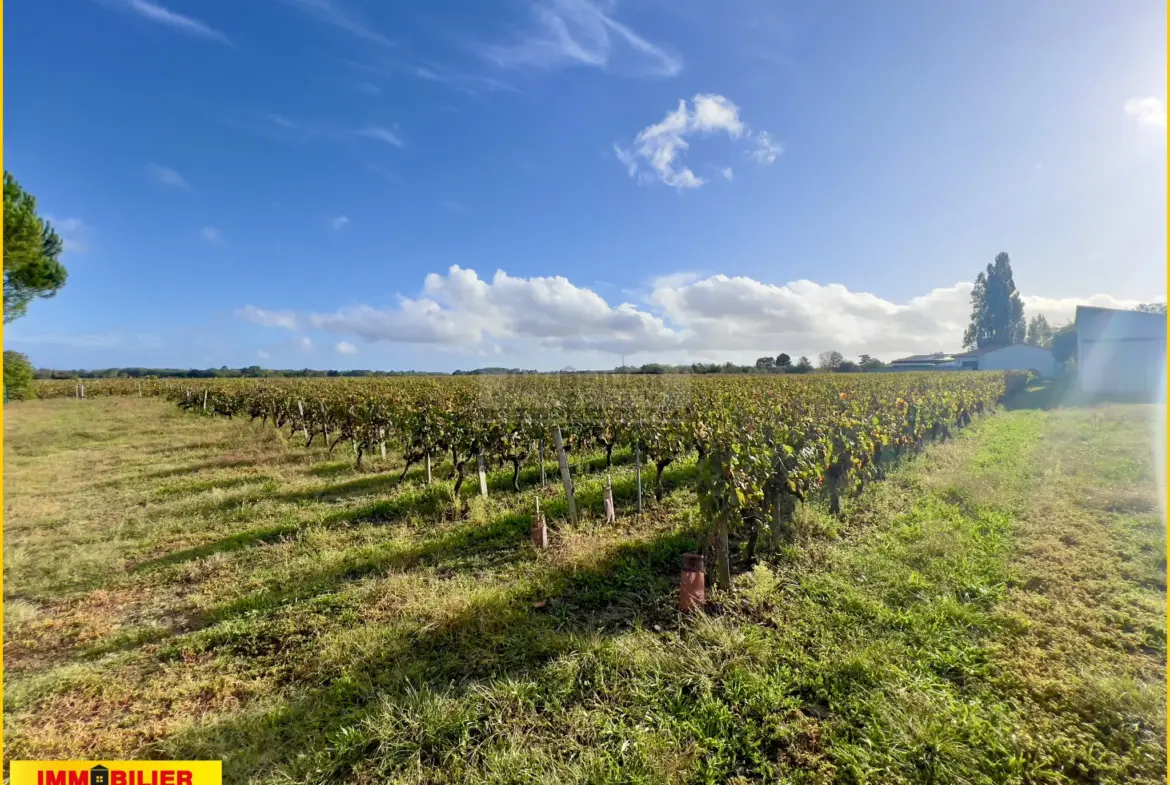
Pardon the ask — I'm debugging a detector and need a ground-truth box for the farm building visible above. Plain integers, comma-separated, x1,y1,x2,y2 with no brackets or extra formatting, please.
1075,305,1166,397
886,345,1058,376
886,353,963,371
953,344,1059,377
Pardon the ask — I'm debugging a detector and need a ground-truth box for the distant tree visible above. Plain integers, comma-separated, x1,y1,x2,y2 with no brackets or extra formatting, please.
1134,302,1167,314
793,356,814,374
1026,314,1054,348
836,360,859,373
775,353,791,368
638,363,666,374
1051,322,1077,365
818,350,844,370
962,252,1026,350
4,172,68,323
754,356,775,370
858,354,885,370
4,350,36,400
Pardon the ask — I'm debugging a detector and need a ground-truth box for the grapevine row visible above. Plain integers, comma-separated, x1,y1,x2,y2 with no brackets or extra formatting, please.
35,372,1011,584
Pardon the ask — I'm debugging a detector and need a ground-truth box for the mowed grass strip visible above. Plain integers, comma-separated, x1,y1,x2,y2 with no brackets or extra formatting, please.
3,396,1165,784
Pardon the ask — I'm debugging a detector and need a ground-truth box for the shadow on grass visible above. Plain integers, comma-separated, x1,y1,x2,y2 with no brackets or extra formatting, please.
1005,380,1166,411
153,525,699,782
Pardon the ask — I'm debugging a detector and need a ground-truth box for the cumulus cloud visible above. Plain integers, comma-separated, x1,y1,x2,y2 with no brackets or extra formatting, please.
1124,96,1166,128
615,94,778,188
483,0,681,77
287,266,1142,362
235,305,298,331
335,341,358,355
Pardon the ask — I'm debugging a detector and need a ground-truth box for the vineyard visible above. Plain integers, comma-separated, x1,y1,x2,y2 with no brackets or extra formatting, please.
36,372,1013,586
10,373,1165,783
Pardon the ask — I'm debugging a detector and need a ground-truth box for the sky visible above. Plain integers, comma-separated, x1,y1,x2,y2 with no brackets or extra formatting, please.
5,0,1167,371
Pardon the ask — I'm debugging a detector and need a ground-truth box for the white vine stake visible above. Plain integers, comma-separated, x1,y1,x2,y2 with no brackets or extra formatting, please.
298,400,310,441
604,476,616,523
478,453,488,497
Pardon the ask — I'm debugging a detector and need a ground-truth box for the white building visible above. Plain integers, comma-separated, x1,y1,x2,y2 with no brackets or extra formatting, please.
1076,305,1166,397
954,344,1060,377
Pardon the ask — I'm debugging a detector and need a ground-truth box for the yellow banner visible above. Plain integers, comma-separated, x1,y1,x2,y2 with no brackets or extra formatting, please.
9,762,222,785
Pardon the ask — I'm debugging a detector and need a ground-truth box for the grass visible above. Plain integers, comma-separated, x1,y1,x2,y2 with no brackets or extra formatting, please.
3,396,1165,784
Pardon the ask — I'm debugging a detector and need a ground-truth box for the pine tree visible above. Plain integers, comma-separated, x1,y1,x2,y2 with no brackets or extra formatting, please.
962,252,1026,349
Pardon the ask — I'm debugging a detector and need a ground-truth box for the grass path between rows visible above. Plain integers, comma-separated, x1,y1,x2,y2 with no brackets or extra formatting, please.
3,398,1165,784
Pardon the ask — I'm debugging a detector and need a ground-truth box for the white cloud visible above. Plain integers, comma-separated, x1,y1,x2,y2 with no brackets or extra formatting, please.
200,226,223,244
145,163,189,188
331,215,350,230
483,0,681,78
354,126,406,147
46,216,88,253
47,216,86,233
750,131,782,164
118,0,232,44
615,94,778,188
298,336,314,351
1124,96,1166,128
287,265,1144,362
257,349,271,360
279,0,393,48
720,167,733,180
234,305,298,331
335,341,358,355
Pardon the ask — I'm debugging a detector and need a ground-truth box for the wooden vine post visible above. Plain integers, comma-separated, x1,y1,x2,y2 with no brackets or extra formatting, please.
634,444,643,515
320,401,329,446
553,426,576,523
477,453,488,497
531,496,548,549
202,389,208,413
539,436,547,487
425,452,432,484
297,401,310,442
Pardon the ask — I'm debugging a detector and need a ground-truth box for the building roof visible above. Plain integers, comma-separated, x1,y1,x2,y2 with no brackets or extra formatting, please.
889,352,955,364
954,344,1054,358
1075,305,1167,342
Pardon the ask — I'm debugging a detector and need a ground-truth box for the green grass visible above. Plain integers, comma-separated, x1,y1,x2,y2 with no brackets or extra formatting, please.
3,397,1165,784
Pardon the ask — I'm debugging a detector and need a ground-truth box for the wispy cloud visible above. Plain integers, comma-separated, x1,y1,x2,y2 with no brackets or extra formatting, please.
1124,96,1166,128
482,0,681,78
116,0,232,45
258,113,409,150
257,349,271,360
440,200,469,214
335,341,358,355
615,94,779,189
750,131,782,164
200,226,223,244
331,215,350,230
279,0,394,48
298,335,314,351
234,305,298,331
408,63,517,95
354,126,406,147
145,163,189,188
46,215,89,253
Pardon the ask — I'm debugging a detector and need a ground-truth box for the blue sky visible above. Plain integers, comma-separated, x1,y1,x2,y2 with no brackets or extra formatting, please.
6,0,1166,370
